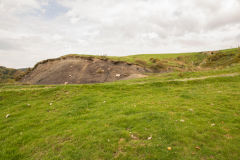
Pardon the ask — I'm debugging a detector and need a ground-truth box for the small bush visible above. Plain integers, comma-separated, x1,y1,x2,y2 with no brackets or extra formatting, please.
207,54,223,62
155,61,165,69
96,68,105,73
98,54,108,61
237,53,240,58
14,68,31,81
135,59,147,66
85,57,94,61
178,72,184,78
176,56,184,61
149,58,160,63
150,61,166,71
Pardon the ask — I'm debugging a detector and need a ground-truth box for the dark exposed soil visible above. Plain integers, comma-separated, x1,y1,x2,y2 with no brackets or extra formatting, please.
21,57,150,84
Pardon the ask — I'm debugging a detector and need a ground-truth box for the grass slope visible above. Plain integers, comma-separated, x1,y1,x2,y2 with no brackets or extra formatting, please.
0,48,240,159
0,67,26,83
56,48,240,72
0,67,240,160
17,48,240,85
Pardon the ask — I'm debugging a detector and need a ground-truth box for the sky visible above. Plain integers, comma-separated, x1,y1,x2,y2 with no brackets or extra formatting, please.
0,0,240,68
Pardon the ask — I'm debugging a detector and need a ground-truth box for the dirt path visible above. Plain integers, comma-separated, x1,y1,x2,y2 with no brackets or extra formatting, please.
130,72,240,85
0,87,56,92
168,73,239,82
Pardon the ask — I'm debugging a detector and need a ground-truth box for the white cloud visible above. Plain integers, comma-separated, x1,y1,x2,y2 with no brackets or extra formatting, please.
0,0,240,68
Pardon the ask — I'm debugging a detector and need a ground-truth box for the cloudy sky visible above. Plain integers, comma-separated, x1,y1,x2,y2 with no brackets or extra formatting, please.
0,0,240,68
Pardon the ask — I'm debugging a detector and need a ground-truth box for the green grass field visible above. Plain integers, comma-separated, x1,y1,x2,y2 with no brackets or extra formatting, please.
1,65,240,160
61,48,240,72
0,48,240,160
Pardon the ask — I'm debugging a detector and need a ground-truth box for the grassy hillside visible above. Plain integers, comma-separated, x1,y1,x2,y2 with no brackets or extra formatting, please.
124,48,240,71
0,48,240,159
58,48,240,72
1,48,239,84
0,66,26,83
1,64,240,159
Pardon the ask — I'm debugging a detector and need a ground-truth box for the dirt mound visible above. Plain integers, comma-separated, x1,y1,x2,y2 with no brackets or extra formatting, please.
21,56,150,84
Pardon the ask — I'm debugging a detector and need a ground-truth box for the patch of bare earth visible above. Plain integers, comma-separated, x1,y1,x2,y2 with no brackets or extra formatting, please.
21,57,149,84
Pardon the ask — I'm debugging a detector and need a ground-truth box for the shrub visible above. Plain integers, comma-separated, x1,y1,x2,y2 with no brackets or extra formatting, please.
14,68,31,81
96,68,105,73
176,56,184,61
150,61,166,71
135,59,147,66
155,61,165,69
178,72,184,78
149,58,160,63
